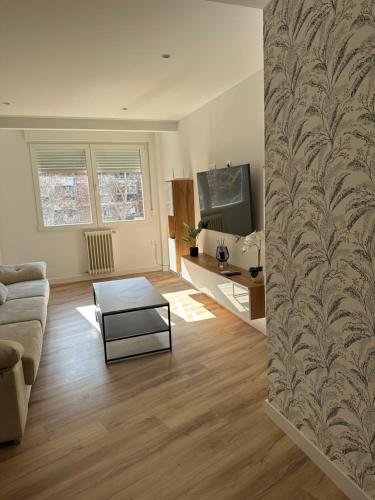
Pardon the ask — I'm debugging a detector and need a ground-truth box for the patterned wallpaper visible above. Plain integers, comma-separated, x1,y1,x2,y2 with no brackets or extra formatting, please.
264,0,375,496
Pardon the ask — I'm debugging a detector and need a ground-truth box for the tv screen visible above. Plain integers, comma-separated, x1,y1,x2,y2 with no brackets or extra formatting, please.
197,164,253,237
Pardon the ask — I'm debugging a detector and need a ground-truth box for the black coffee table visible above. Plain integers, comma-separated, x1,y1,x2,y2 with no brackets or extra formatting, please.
93,277,172,363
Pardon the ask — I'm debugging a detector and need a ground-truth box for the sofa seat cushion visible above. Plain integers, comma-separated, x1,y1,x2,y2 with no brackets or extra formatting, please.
0,262,46,286
0,322,42,384
0,297,47,331
7,279,50,301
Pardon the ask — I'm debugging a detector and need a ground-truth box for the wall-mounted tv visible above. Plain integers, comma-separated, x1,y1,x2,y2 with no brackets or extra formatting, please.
197,164,253,237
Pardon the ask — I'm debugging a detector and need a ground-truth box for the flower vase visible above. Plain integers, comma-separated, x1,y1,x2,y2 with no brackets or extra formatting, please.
190,246,199,257
249,266,263,283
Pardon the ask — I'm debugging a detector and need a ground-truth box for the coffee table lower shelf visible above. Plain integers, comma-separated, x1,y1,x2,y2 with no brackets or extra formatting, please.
98,306,172,363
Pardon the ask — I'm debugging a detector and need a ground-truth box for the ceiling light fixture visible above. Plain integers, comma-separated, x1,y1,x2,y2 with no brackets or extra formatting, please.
2,101,10,105
122,107,128,111
161,54,171,59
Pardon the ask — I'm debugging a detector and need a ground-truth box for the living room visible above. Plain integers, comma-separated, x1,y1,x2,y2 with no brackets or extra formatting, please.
0,1,374,499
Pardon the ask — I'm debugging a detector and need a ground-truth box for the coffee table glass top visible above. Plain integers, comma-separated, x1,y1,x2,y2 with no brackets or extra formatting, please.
93,277,168,315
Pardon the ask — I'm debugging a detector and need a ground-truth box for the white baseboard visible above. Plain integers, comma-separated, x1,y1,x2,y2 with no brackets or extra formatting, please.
49,265,163,286
249,318,267,335
264,400,371,500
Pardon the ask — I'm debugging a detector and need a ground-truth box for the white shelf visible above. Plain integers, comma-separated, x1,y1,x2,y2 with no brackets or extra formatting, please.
181,255,266,335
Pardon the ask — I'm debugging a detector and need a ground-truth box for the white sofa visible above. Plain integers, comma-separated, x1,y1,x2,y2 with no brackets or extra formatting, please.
0,262,49,443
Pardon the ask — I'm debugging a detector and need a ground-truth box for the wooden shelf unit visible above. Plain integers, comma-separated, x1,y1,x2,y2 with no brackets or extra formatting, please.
166,179,195,273
182,253,265,321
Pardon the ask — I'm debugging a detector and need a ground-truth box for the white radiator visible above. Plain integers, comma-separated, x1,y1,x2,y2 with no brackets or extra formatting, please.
84,230,115,275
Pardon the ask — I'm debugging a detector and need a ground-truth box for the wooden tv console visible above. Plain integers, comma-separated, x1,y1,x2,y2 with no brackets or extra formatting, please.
181,253,265,322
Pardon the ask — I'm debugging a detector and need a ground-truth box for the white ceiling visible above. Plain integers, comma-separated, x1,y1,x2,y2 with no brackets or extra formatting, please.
0,0,263,121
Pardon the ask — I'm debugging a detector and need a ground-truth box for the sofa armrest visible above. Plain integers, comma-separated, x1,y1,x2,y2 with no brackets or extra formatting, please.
0,340,24,371
0,262,46,285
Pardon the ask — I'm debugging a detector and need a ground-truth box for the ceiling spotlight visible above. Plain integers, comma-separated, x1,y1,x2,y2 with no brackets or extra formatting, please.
161,54,171,59
122,107,128,111
2,101,10,105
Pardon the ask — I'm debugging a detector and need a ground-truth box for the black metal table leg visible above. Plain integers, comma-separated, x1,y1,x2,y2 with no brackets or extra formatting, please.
102,313,108,364
168,303,172,351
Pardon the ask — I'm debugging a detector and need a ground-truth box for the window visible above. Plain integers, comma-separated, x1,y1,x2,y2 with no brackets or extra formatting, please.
33,147,94,227
93,147,145,222
31,144,148,229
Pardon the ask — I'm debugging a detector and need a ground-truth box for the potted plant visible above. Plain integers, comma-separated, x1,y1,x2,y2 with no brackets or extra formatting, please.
182,220,207,257
242,230,264,282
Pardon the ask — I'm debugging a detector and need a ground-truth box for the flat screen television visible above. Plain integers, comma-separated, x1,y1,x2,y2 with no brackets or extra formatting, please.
197,164,253,237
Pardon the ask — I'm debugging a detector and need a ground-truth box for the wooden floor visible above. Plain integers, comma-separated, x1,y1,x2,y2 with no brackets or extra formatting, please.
0,272,347,500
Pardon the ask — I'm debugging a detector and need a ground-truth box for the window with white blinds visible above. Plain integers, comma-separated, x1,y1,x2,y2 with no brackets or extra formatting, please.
30,144,147,229
32,146,93,227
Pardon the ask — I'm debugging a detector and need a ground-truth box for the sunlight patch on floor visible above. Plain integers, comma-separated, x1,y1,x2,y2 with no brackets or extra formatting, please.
163,289,216,322
76,305,101,333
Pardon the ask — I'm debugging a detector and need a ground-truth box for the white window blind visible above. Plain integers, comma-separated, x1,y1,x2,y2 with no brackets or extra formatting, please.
95,148,142,172
35,148,88,172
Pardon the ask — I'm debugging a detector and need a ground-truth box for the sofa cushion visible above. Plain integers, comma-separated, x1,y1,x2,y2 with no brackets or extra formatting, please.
7,279,50,301
0,322,42,384
0,296,48,331
0,339,24,371
0,262,46,285
0,283,8,305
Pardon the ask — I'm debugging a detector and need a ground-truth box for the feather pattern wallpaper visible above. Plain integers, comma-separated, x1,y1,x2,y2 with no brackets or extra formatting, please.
264,0,375,496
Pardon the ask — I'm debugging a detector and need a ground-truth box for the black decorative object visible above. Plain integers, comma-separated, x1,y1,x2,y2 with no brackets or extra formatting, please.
216,238,229,269
249,266,263,283
190,246,199,257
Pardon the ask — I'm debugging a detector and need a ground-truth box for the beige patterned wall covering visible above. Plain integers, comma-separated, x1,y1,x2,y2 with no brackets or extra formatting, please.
264,0,375,496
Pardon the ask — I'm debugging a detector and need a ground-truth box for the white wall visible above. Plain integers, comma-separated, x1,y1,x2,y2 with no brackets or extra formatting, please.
175,70,265,270
0,130,166,282
155,132,190,181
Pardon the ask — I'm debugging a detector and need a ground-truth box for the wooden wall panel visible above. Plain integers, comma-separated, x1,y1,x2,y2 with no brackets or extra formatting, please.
166,179,195,273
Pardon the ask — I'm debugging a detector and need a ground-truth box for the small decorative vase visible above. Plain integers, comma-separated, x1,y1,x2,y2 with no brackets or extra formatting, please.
216,245,229,268
190,246,199,257
249,266,263,282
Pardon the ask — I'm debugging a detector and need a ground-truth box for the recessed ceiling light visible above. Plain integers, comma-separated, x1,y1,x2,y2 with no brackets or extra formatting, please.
2,101,10,105
161,54,171,59
122,107,128,111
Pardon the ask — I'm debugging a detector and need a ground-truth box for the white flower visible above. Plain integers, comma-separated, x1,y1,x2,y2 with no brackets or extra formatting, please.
246,230,264,242
242,231,264,253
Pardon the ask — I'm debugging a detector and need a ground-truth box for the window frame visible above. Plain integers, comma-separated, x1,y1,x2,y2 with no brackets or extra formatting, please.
30,142,151,231
90,143,151,226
